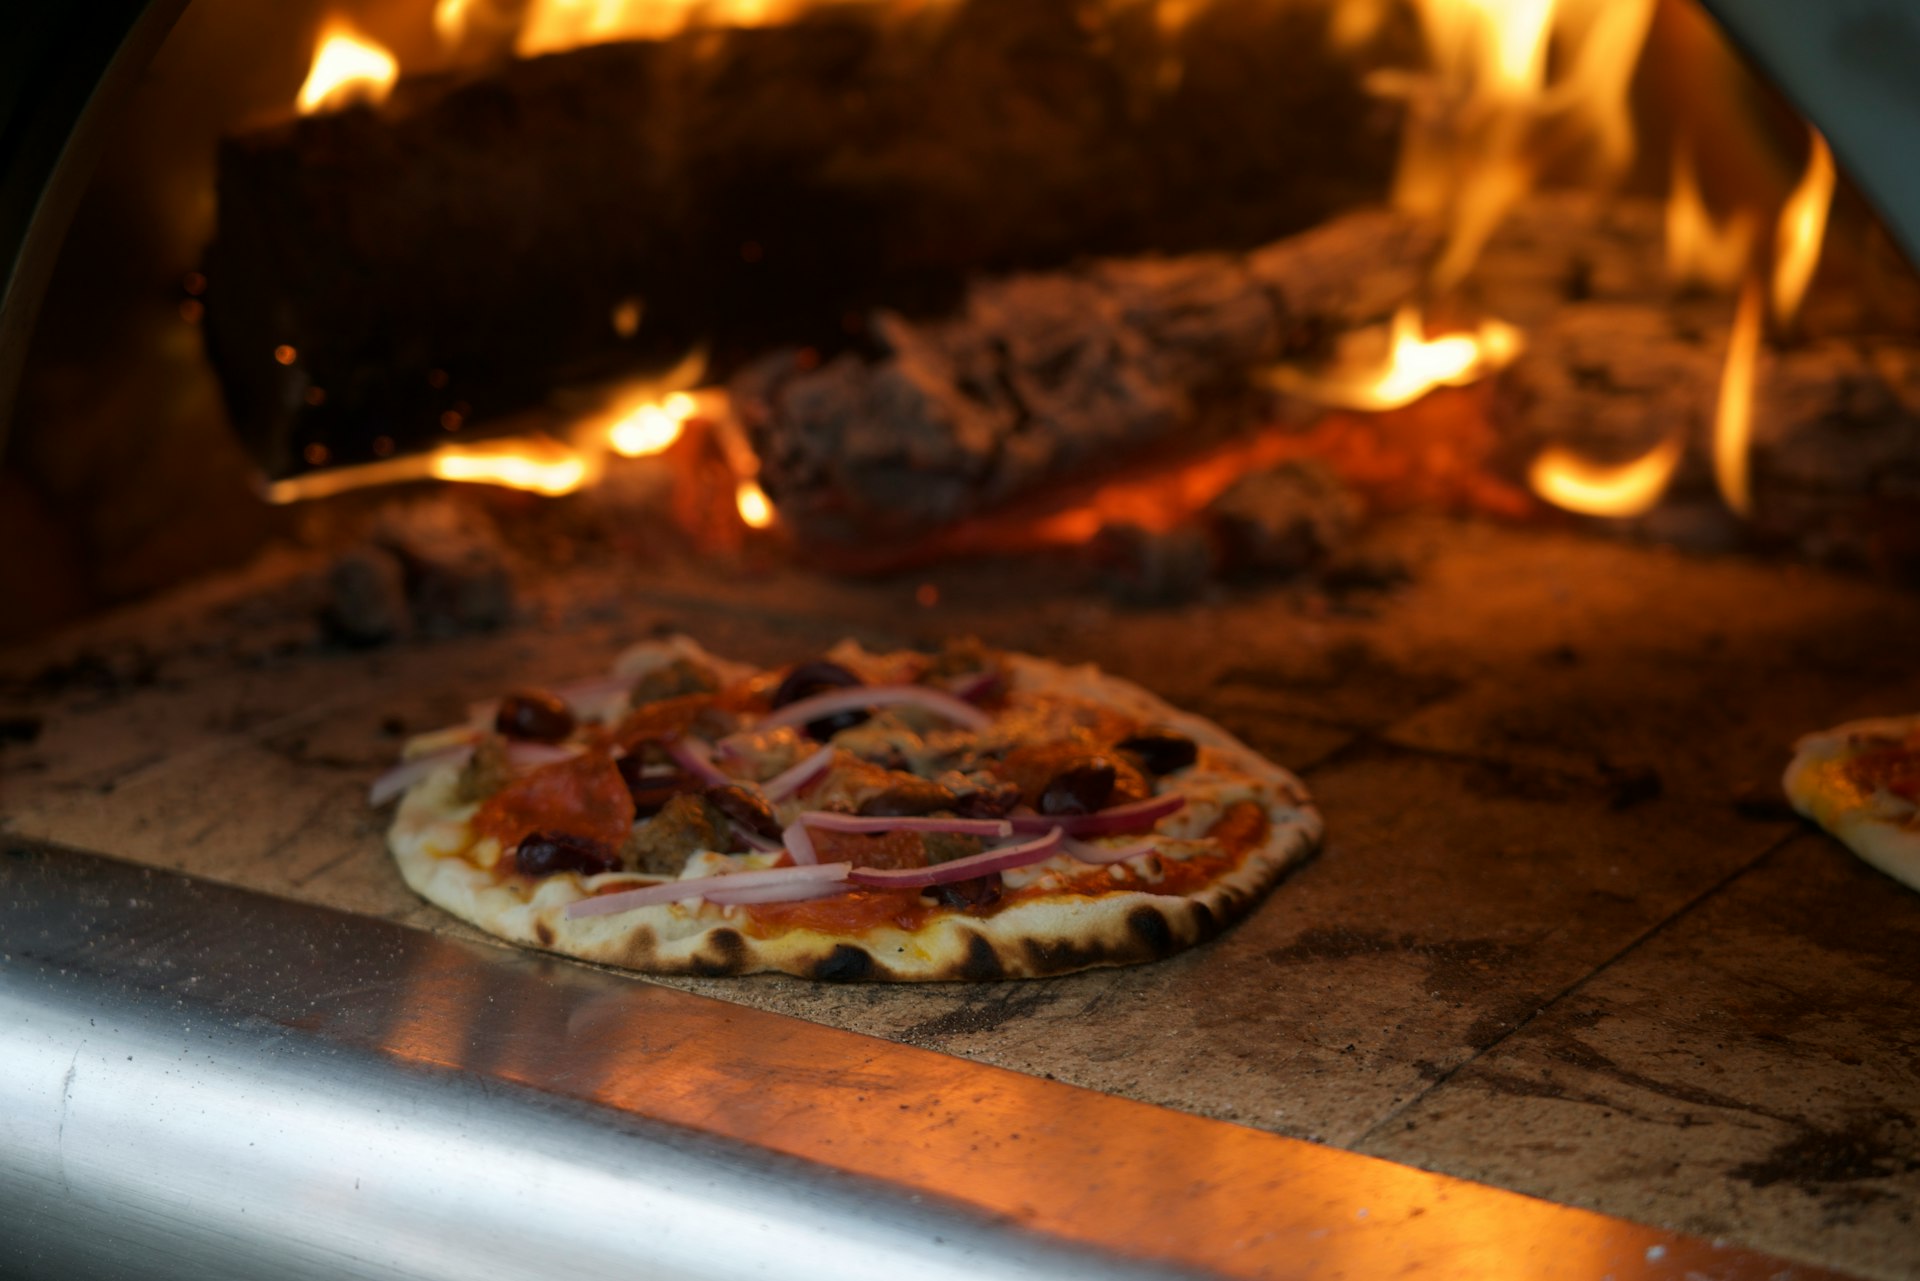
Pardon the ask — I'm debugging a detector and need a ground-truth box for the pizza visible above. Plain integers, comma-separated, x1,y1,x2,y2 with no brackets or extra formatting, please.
373,635,1323,980
1784,715,1920,893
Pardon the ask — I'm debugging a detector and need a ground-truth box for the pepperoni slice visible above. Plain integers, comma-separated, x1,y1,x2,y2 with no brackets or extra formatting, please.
474,749,636,853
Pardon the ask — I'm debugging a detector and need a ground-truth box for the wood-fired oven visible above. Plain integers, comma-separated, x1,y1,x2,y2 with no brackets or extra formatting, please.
3,2,1917,1278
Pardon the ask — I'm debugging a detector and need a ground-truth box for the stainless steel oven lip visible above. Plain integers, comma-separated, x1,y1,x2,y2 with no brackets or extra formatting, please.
0,839,1845,1281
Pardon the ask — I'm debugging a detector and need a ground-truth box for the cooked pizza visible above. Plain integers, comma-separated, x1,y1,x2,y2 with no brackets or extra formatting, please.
1784,715,1920,893
373,636,1323,980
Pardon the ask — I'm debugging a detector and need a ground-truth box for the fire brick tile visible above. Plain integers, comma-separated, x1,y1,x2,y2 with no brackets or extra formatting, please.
1359,831,1920,1281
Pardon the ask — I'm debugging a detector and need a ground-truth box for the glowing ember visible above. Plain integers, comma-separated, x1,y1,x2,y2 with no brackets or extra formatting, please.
296,24,399,116
1713,277,1764,517
1271,306,1522,413
1665,143,1755,291
1528,435,1683,518
1771,128,1835,325
735,480,775,529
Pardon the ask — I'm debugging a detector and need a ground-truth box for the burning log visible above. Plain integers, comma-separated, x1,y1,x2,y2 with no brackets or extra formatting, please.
1495,298,1920,569
204,0,1408,479
732,207,1438,542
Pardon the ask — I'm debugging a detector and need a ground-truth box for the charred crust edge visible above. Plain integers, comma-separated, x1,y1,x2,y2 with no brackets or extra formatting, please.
691,927,749,976
958,931,1005,981
1126,904,1176,954
812,943,878,982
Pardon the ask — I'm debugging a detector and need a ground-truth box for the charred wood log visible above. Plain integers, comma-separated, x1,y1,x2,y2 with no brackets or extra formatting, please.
1493,299,1920,571
729,207,1437,542
204,0,1409,479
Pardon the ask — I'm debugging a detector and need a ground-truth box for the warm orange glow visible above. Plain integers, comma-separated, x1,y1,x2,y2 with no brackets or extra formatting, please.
296,23,399,115
433,0,474,45
1528,435,1683,517
1666,142,1755,290
263,438,596,503
735,480,775,528
1713,276,1764,516
1771,128,1835,324
274,344,298,366
432,444,594,495
1271,306,1522,412
607,394,693,457
518,0,805,55
611,296,644,338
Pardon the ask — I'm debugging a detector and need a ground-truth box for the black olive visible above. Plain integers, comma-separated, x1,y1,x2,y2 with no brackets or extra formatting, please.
857,779,958,818
1038,759,1118,816
772,659,869,741
616,756,700,815
516,832,620,878
952,781,1021,819
495,690,575,743
705,784,782,839
1117,731,1198,776
928,874,1003,912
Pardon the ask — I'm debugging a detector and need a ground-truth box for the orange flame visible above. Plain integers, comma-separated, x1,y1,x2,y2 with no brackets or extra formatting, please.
607,390,696,457
261,437,596,503
296,23,399,115
1666,142,1755,291
1271,306,1522,412
1771,128,1835,325
1527,435,1683,517
263,354,715,505
735,479,775,529
517,0,805,55
1391,0,1653,291
1713,276,1764,516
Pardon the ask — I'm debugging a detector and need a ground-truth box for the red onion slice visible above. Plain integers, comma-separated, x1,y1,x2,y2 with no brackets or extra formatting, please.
565,862,852,918
798,812,1013,839
761,745,836,801
757,685,994,734
704,880,852,906
847,827,1064,888
783,822,820,866
730,822,782,853
943,670,1003,703
1063,835,1158,865
664,736,733,787
368,742,476,806
1007,793,1185,837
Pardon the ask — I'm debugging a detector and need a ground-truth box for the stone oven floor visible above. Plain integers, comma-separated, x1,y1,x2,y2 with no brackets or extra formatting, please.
4,516,1918,1279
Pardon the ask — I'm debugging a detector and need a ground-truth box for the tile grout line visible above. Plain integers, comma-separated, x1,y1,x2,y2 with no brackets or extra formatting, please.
1347,826,1805,1150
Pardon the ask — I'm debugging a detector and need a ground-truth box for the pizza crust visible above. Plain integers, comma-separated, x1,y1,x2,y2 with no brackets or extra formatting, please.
1783,715,1920,893
389,642,1323,979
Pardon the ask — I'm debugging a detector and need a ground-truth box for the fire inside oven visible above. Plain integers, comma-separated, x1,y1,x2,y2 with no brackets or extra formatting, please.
7,0,1918,642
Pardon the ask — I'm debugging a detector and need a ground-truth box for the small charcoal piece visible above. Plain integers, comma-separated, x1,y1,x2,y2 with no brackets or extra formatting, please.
372,499,515,636
321,546,409,645
1207,458,1363,577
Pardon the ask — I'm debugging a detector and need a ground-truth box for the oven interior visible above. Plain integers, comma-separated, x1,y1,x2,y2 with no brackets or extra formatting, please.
3,2,1919,1277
